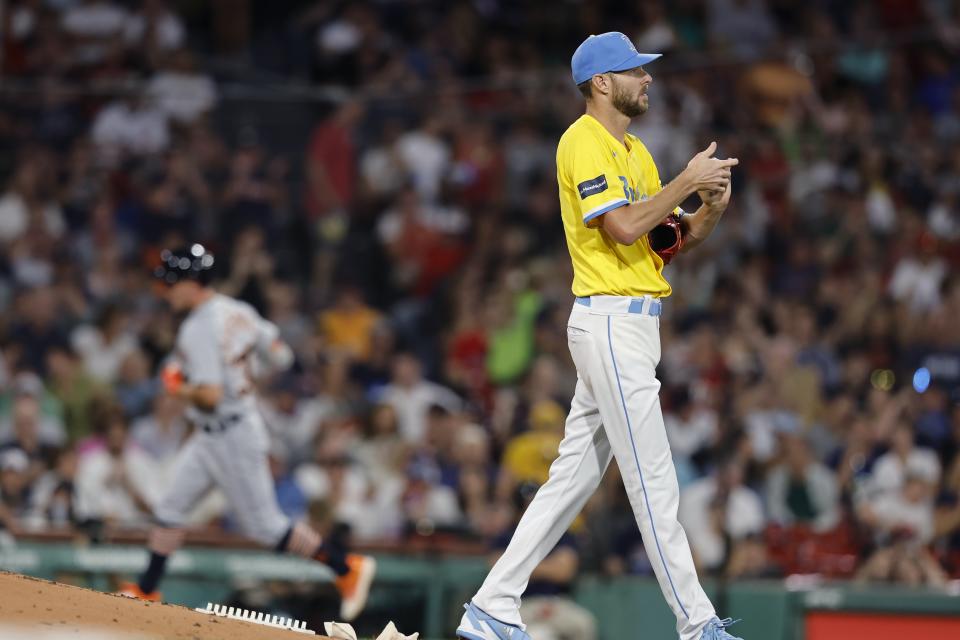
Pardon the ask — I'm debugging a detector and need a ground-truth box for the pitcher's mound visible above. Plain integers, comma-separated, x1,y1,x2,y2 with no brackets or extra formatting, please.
0,571,330,639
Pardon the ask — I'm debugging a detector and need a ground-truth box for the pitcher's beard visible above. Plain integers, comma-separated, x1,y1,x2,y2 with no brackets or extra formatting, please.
613,86,647,118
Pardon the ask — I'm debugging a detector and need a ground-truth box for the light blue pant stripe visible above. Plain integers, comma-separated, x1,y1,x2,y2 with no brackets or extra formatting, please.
606,315,689,620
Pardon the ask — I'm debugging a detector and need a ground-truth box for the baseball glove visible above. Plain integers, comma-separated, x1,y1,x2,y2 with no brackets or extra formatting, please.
648,213,684,264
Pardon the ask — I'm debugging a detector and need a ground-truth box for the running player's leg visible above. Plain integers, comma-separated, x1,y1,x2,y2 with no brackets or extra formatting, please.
212,424,376,621
210,425,294,548
587,313,714,640
469,324,612,628
124,437,215,597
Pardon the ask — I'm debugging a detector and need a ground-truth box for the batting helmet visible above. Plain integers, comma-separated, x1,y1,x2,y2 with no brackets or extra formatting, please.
153,243,216,285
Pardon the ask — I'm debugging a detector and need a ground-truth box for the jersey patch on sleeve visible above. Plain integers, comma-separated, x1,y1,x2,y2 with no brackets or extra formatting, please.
577,174,608,200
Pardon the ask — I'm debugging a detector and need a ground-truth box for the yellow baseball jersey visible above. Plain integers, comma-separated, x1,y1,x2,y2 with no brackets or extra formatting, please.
556,114,672,298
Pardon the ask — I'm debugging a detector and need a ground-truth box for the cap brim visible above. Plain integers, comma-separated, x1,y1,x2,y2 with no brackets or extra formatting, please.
609,52,661,73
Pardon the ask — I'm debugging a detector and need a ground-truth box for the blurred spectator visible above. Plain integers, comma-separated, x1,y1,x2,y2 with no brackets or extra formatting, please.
260,373,335,467
888,233,948,312
3,0,42,50
664,386,718,476
420,404,461,488
123,0,186,56
500,399,564,495
869,422,941,498
706,0,778,60
0,154,66,245
380,353,460,444
91,92,170,164
74,406,159,527
264,281,312,358
360,118,412,200
502,120,556,209
915,384,953,451
763,336,824,427
317,285,384,363
491,355,567,444
113,348,158,418
70,301,138,384
444,277,491,408
8,287,67,375
220,137,286,240
0,372,66,447
22,447,78,530
453,423,498,537
348,321,396,390
679,457,768,577
828,416,883,504
766,434,841,532
310,3,377,86
310,354,361,423
0,394,63,482
807,393,857,463
0,448,33,530
146,49,217,125
376,186,469,297
394,114,450,203
60,0,128,68
295,431,396,540
305,100,363,220
219,226,276,312
45,341,108,442
485,280,543,386
353,403,407,486
401,456,462,535
449,120,504,208
742,390,802,465
856,466,948,586
635,1,679,52
62,0,127,40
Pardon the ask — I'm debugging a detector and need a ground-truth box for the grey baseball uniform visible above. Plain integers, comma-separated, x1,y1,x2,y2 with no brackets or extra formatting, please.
154,293,289,545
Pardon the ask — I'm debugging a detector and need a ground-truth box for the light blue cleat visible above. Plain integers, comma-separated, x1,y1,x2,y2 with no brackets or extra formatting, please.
456,602,532,640
700,617,744,640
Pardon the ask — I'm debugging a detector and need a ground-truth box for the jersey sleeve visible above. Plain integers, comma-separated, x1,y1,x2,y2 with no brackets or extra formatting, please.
254,315,280,353
177,318,224,386
235,300,281,356
563,135,630,227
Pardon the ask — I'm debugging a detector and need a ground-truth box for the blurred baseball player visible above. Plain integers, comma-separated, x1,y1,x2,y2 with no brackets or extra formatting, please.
457,33,742,640
119,244,376,621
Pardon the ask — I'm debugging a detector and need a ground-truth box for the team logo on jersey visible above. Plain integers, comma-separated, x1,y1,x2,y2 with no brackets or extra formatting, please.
618,176,643,202
577,174,608,199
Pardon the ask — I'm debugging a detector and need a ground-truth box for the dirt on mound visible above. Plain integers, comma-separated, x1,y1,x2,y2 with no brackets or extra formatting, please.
0,571,331,640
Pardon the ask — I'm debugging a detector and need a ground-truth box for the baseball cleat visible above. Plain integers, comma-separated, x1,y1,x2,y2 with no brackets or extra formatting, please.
456,602,531,640
335,554,377,621
699,617,743,640
116,581,162,602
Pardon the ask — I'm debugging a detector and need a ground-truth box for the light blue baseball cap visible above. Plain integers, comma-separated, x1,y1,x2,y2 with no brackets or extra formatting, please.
571,32,661,85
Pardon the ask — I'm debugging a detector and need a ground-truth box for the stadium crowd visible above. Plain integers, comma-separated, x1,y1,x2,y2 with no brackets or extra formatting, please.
1,0,960,594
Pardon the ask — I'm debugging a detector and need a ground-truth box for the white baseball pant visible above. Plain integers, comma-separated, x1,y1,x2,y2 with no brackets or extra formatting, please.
472,297,716,640
155,415,290,546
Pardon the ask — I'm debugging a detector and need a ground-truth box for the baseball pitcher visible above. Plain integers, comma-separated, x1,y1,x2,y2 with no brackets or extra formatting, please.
457,33,742,640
